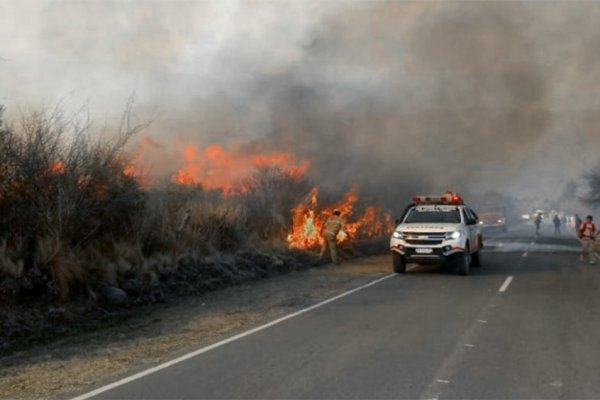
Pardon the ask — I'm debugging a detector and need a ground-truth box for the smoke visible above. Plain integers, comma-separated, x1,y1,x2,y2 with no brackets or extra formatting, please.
2,0,600,211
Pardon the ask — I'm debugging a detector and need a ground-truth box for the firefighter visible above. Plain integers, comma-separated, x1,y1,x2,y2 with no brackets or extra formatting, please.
319,209,345,265
579,215,597,264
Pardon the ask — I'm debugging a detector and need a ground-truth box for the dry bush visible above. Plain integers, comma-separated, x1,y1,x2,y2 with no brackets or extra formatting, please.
0,103,148,301
136,185,246,259
185,200,245,253
238,166,310,243
0,104,312,306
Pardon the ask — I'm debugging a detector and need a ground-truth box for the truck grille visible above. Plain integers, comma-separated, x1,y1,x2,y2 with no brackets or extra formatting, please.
406,239,443,245
403,232,445,246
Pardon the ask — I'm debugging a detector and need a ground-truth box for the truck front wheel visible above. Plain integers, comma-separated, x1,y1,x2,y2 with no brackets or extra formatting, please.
454,250,470,275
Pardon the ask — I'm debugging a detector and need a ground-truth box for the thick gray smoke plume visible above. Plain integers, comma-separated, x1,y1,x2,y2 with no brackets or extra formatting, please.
2,1,600,209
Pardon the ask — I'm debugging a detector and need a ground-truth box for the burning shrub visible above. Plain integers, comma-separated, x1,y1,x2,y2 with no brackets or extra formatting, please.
238,165,311,243
287,187,395,250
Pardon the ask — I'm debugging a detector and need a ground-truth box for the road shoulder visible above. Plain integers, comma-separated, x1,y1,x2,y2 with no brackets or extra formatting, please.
0,255,391,400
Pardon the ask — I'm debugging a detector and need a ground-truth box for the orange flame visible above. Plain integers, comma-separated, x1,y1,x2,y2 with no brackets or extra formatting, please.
48,161,65,175
121,135,158,188
173,143,310,194
287,187,394,249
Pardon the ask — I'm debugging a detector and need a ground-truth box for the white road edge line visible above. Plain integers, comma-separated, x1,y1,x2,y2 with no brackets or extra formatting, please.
498,276,514,293
69,273,398,400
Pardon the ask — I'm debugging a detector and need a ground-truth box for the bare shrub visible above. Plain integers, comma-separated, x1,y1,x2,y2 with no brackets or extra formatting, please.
0,103,148,300
238,166,311,243
186,200,244,253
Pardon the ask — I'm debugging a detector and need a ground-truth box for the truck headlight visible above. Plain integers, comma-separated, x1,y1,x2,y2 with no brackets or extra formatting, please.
445,231,462,240
392,231,404,239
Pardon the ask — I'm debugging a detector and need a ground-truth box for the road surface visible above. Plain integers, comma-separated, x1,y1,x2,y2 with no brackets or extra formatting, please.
75,224,600,399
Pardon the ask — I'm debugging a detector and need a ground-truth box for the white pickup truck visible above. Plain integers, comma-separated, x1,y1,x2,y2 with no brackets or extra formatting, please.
389,193,483,275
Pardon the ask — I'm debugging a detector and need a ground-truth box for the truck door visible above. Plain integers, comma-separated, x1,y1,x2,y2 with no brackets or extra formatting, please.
467,208,481,251
462,208,479,252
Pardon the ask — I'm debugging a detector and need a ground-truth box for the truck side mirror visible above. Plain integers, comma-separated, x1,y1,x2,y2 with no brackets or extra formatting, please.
394,219,401,225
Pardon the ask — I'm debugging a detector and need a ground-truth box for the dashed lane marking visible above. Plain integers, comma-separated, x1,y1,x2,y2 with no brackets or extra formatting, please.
419,280,500,400
522,241,535,257
498,276,514,293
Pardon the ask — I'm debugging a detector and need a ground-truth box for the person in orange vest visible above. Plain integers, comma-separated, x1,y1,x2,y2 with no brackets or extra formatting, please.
319,209,345,265
579,215,597,264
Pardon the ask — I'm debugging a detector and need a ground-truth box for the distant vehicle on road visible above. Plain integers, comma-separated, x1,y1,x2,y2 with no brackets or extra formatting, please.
478,210,507,232
390,192,483,276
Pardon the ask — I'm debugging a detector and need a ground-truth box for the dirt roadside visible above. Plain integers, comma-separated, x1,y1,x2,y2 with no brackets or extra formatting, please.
0,254,392,400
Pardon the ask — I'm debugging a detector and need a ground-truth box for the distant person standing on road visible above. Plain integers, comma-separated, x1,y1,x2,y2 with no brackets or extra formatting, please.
319,209,345,265
534,213,542,235
579,215,597,264
553,214,561,235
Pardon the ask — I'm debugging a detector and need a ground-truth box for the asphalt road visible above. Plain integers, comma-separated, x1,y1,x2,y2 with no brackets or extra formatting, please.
78,223,600,400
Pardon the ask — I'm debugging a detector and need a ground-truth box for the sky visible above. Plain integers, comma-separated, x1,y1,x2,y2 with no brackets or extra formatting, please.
1,0,600,206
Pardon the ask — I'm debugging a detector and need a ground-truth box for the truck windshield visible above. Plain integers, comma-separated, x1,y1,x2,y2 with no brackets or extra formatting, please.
404,209,461,223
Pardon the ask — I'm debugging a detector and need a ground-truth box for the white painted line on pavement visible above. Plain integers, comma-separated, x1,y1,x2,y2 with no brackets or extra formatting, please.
477,320,488,324
521,241,536,257
463,343,475,348
436,380,450,384
498,276,514,293
70,273,397,400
